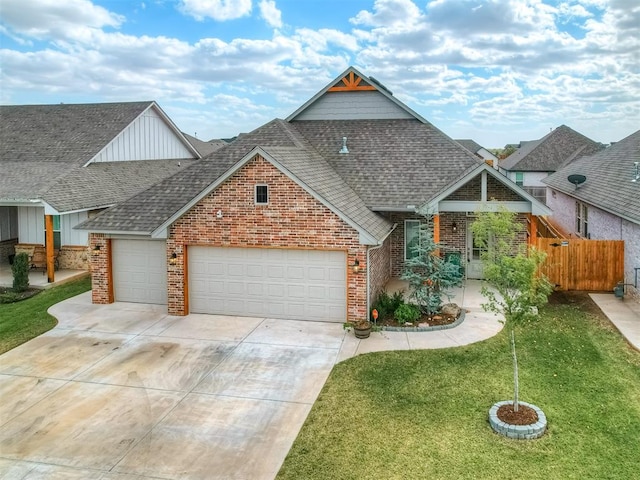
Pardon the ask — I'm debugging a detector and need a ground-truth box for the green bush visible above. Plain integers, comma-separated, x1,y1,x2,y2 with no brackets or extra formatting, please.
372,290,405,321
394,303,421,324
11,252,29,293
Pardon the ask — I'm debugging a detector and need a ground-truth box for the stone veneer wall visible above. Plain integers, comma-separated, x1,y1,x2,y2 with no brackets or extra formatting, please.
58,246,90,270
166,155,368,320
0,238,18,264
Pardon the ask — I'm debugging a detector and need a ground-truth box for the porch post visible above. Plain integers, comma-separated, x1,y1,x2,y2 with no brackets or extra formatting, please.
528,213,538,247
433,214,440,244
45,214,55,283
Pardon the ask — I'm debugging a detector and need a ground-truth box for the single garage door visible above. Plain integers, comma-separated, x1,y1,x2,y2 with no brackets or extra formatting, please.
112,239,167,305
189,247,346,322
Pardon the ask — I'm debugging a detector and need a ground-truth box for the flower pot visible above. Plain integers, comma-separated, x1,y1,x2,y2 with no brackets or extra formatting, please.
354,325,371,339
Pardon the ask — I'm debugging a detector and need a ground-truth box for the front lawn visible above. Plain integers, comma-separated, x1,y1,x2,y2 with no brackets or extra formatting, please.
0,276,91,354
278,294,640,480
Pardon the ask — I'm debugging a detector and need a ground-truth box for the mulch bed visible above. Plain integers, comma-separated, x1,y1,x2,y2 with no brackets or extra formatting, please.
0,287,42,303
379,310,461,328
497,403,538,425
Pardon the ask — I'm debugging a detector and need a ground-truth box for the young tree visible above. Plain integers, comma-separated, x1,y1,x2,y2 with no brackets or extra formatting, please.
401,212,463,316
470,206,553,411
12,252,30,293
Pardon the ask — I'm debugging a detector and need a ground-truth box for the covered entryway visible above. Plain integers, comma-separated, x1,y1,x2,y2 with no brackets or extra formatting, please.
112,239,167,304
466,228,486,280
188,247,347,322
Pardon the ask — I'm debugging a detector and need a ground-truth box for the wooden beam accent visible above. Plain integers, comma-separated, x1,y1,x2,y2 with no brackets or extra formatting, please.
433,214,440,244
183,246,189,315
107,239,114,303
45,215,55,283
528,214,538,247
328,71,377,92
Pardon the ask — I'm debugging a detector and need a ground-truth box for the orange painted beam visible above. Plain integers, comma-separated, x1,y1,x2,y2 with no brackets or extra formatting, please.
528,213,538,247
45,215,55,283
183,246,189,315
433,215,440,244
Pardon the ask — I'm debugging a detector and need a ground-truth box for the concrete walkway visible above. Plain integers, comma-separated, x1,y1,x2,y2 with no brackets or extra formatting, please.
0,282,501,480
590,293,640,351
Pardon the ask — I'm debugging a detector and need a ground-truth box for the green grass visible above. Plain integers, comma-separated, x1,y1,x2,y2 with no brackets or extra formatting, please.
278,300,640,480
0,277,91,354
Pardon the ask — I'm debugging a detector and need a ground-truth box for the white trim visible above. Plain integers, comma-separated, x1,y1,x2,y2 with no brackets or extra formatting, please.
423,163,552,216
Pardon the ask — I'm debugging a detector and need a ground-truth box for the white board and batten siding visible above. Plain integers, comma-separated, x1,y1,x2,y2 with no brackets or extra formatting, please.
17,207,88,246
112,239,167,305
294,91,415,121
90,107,193,163
189,247,347,322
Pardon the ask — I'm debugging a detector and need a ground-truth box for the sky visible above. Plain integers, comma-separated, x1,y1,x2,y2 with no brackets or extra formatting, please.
1,0,638,148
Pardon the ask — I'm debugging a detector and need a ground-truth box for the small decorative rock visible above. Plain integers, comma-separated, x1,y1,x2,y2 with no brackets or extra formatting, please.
418,322,430,327
441,303,461,317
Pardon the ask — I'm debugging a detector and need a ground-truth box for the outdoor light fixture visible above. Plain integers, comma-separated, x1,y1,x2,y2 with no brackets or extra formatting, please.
452,222,458,233
169,252,178,265
352,258,361,274
92,245,101,255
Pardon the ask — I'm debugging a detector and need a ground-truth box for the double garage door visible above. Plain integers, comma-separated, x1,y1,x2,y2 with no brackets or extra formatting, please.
189,247,347,322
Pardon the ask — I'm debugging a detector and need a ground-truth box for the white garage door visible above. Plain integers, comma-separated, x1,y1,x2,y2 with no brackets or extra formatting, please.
189,247,347,322
112,239,167,305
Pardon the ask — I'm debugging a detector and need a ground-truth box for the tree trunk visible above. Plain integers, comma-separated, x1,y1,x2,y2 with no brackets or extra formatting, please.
511,328,519,412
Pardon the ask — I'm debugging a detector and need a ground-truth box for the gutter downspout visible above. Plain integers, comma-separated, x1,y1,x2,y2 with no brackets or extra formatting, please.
366,223,398,319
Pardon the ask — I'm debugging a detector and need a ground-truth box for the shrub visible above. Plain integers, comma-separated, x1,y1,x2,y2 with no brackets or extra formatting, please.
11,252,29,293
394,303,421,324
371,290,404,321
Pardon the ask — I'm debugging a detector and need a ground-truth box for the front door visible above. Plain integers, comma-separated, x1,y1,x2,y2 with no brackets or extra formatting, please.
467,228,486,279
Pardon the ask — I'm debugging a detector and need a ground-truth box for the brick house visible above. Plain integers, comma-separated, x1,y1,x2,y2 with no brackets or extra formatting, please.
544,130,640,299
80,67,550,323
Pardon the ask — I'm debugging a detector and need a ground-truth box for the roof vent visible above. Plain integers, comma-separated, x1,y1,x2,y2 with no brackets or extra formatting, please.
567,174,587,189
339,137,349,154
633,162,639,182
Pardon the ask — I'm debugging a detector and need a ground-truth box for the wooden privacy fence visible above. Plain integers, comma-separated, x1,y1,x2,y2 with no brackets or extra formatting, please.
536,238,624,291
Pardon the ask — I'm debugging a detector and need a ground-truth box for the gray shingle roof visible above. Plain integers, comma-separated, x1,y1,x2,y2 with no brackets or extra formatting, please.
293,119,481,208
182,133,227,157
79,116,480,239
500,125,603,172
543,129,640,224
0,102,200,212
455,139,483,154
0,102,153,165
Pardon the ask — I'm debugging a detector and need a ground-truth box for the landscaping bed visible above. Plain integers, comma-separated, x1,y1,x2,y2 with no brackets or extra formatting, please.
0,286,42,304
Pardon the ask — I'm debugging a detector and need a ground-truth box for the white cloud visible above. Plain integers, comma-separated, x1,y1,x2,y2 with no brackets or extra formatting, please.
259,0,282,28
0,0,123,42
178,0,252,21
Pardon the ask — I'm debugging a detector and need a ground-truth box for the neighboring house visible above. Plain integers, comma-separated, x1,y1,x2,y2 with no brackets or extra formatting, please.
79,67,550,323
0,102,201,282
182,133,227,157
456,139,499,168
544,129,640,299
499,125,603,205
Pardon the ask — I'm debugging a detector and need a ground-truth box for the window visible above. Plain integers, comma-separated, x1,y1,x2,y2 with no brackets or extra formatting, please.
405,220,420,260
255,185,268,204
575,201,588,237
524,186,547,205
44,215,61,249
515,172,524,186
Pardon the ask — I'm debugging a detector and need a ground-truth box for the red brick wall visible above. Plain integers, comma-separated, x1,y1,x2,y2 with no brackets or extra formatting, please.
488,175,524,201
368,233,391,307
445,176,481,201
167,155,367,321
89,234,112,304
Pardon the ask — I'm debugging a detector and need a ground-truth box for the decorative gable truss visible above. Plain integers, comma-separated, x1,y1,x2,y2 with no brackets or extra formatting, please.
328,71,377,92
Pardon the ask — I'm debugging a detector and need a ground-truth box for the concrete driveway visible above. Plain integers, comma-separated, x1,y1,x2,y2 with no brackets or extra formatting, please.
0,292,346,479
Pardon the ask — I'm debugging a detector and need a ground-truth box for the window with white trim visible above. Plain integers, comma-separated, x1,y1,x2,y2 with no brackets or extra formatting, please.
575,201,588,237
405,220,420,260
255,184,268,205
515,172,524,186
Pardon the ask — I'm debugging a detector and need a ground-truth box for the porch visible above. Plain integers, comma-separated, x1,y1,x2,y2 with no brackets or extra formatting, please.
0,263,89,289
